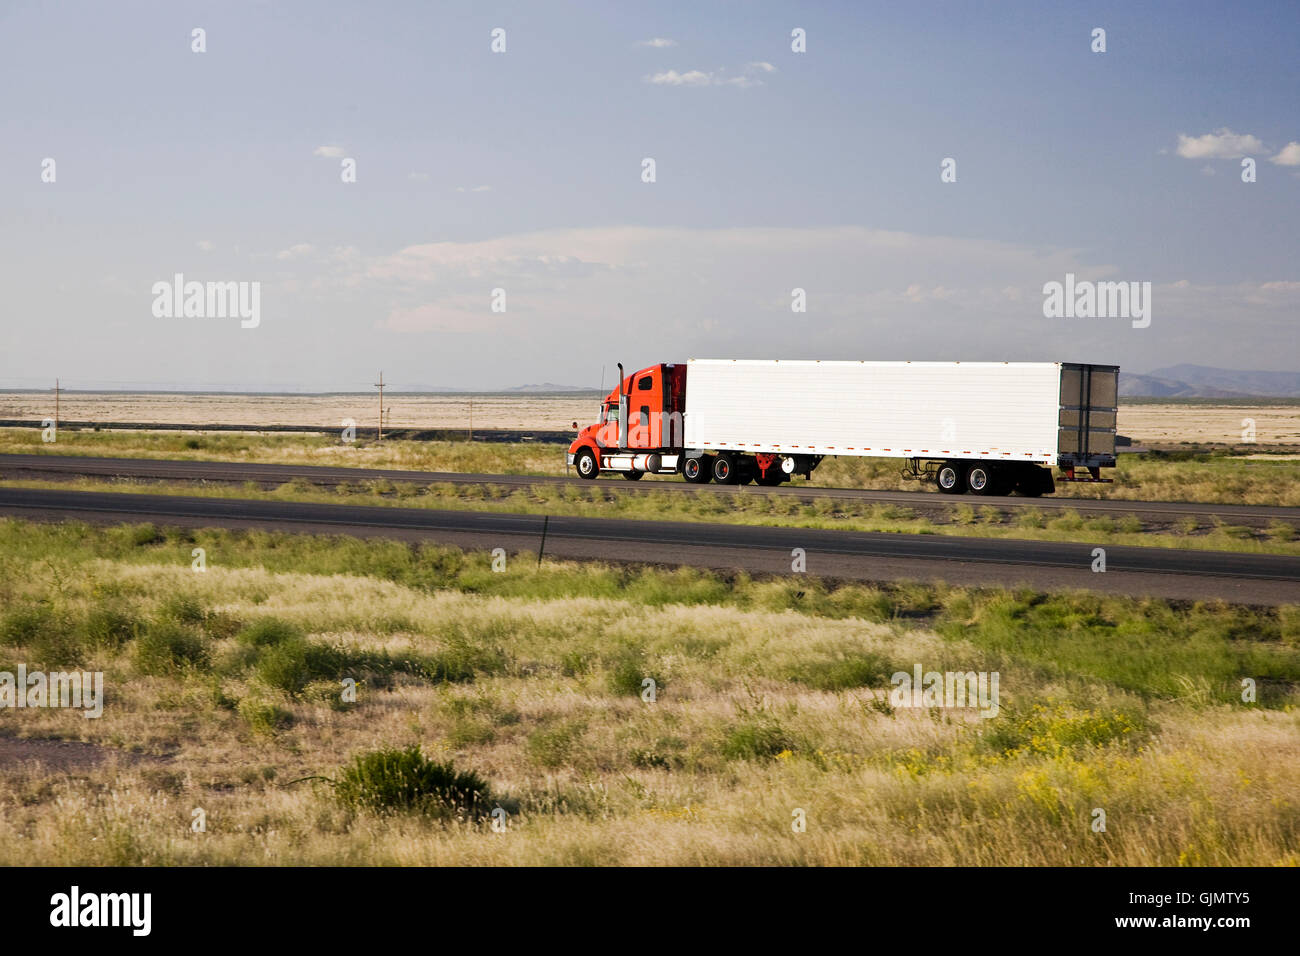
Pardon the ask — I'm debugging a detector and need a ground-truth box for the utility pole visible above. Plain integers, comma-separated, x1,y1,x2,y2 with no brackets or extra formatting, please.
469,397,473,442
373,371,385,441
54,378,59,433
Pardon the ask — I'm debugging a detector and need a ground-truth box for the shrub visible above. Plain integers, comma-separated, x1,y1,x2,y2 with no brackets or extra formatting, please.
0,604,58,647
0,604,84,665
129,524,163,547
254,638,318,694
84,606,139,649
237,695,293,735
607,654,663,698
721,719,798,761
334,747,490,817
237,617,301,648
527,722,585,769
135,621,209,674
980,699,1151,758
788,652,894,691
158,594,206,626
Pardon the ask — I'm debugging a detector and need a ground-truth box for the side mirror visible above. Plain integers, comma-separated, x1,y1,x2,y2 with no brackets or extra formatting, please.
571,421,578,429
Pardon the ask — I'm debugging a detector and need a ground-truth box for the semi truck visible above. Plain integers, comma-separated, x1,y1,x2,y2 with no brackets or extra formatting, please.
566,359,1118,496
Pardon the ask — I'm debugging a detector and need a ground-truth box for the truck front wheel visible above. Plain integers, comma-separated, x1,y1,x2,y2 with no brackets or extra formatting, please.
574,449,599,480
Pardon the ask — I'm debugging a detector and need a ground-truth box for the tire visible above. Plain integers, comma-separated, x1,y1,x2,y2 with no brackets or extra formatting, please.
682,456,711,484
966,464,995,496
988,467,1015,496
712,454,739,485
756,471,785,487
574,448,599,480
622,470,643,481
936,461,966,494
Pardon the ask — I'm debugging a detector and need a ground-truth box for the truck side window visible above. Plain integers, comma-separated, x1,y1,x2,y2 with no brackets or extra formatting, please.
639,406,650,426
637,376,653,391
605,405,619,424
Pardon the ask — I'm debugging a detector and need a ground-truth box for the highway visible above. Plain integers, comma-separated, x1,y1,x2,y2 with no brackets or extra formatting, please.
1,485,1296,605
1,453,1296,527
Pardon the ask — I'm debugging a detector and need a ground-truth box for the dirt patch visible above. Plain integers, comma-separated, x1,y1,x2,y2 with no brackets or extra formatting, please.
0,735,140,773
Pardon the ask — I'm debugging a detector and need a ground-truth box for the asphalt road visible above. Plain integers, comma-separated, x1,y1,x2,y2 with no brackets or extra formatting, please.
1,486,1296,605
1,452,1296,527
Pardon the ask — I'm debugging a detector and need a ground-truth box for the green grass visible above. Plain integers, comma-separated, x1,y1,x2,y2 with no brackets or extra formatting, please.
331,747,491,818
4,474,1297,556
0,517,1297,864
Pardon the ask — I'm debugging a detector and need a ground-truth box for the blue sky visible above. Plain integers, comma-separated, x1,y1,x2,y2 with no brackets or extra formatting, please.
2,0,1297,390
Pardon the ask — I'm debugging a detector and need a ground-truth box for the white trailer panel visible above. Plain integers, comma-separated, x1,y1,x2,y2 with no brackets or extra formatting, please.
683,360,1115,464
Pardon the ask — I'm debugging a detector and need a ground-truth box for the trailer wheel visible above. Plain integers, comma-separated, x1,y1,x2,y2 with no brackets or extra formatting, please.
966,464,996,496
682,456,711,484
756,471,785,487
936,462,966,494
712,454,739,485
574,448,599,480
622,470,643,481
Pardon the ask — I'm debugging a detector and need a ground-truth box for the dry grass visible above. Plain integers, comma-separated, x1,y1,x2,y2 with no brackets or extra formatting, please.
0,519,1297,866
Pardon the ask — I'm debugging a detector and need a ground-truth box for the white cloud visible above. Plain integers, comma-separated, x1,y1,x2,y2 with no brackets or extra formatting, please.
637,38,676,48
455,185,493,193
276,243,316,260
1269,141,1300,166
646,62,775,88
408,172,430,182
1175,128,1263,160
196,240,215,252
647,69,713,86
312,145,346,158
1200,165,1216,176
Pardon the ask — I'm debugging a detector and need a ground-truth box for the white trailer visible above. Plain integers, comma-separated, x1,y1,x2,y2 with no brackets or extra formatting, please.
680,359,1117,495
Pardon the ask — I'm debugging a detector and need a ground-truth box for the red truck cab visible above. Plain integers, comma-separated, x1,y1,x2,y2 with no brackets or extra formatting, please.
568,363,686,479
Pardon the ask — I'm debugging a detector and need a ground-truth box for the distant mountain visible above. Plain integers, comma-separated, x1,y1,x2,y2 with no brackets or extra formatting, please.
504,383,597,393
1120,365,1300,398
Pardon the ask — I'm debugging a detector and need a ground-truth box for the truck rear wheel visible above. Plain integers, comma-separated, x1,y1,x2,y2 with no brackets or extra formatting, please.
682,456,711,484
966,464,995,496
936,462,965,494
712,454,739,485
574,448,598,480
